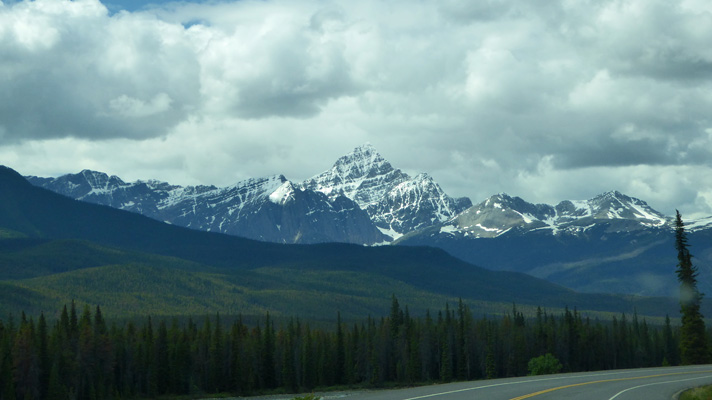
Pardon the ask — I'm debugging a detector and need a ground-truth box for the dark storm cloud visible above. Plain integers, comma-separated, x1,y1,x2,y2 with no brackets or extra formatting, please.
553,137,675,169
625,47,712,82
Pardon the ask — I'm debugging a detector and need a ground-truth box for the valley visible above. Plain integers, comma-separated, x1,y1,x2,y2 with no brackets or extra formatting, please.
0,164,694,320
24,144,712,298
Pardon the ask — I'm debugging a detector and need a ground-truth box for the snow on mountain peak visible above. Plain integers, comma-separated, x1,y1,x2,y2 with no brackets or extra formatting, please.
581,191,667,226
300,144,471,240
446,190,671,238
268,180,296,205
452,194,551,238
301,144,408,206
330,143,395,183
688,215,712,232
79,169,126,191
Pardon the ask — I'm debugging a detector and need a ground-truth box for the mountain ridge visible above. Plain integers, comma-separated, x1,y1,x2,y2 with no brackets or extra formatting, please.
26,145,704,241
19,146,712,298
25,144,473,244
27,168,388,245
300,144,472,240
435,190,671,240
3,163,684,319
396,190,712,297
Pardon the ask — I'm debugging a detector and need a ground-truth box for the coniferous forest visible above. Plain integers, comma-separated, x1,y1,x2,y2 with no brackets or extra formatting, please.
0,297,685,400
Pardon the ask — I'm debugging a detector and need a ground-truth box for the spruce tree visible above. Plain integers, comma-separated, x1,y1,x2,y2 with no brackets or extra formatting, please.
335,312,345,385
262,313,275,388
37,313,49,399
674,210,710,364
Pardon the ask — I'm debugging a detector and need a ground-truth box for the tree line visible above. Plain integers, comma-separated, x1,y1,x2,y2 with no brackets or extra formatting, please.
0,297,687,400
675,210,710,365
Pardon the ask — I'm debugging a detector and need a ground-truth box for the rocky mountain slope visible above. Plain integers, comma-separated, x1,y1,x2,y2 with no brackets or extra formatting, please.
300,144,472,239
27,168,388,245
396,192,712,297
26,144,469,244
8,163,678,319
435,191,668,239
23,146,712,297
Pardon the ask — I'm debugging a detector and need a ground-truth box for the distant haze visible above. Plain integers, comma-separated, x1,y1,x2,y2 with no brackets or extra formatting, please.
1,0,711,218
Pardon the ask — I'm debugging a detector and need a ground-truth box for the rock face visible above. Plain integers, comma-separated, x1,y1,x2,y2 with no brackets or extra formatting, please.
25,145,712,298
436,191,669,239
301,144,472,240
396,192,712,297
26,171,386,245
25,144,469,244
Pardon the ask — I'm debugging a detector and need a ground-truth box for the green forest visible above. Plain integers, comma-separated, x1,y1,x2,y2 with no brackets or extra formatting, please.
0,297,684,400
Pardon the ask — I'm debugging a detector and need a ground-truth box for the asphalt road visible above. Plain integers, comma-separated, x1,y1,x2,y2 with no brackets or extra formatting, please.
340,365,712,400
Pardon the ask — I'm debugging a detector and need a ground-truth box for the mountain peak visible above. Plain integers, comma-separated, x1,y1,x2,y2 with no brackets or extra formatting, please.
0,165,31,188
301,144,406,204
591,190,628,202
268,182,295,205
488,192,513,202
444,189,671,239
583,190,667,226
353,142,377,155
300,145,471,239
331,144,394,181
69,169,125,192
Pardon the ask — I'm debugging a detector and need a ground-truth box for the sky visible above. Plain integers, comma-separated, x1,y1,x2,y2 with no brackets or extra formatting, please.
1,0,711,218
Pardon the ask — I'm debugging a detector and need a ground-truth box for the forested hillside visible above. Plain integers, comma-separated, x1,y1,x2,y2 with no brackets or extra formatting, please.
0,164,689,319
0,299,679,399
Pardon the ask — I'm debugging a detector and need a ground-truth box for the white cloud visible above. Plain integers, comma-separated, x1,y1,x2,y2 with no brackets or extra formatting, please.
1,0,712,219
0,0,199,141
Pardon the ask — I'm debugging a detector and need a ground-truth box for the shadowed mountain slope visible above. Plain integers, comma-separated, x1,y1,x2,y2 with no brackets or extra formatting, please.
0,165,688,318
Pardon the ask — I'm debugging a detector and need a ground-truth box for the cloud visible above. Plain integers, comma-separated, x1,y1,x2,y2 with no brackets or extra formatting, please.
0,0,199,141
1,0,712,219
197,8,358,118
108,93,173,118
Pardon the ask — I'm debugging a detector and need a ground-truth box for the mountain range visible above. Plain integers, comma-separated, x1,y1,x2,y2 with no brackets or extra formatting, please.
2,163,680,320
397,192,712,297
26,144,470,245
24,144,712,298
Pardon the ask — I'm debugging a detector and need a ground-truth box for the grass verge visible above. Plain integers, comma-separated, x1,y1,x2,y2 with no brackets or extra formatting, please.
680,385,712,400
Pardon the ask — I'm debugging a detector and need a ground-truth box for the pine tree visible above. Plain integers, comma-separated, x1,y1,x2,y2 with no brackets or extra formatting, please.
12,318,40,400
1,318,18,400
262,313,276,388
37,313,50,399
674,210,710,364
301,325,316,390
335,312,345,385
229,318,247,393
46,360,68,400
155,321,169,395
662,315,677,366
209,313,224,392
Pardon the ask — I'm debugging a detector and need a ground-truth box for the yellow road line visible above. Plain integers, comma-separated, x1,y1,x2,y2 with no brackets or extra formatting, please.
509,370,712,400
402,369,662,400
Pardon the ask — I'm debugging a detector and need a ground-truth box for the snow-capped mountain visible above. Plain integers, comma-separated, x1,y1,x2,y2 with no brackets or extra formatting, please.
26,171,386,245
301,143,407,205
27,144,468,244
397,191,712,297
26,169,188,219
301,144,472,239
436,191,669,239
22,147,712,298
687,215,712,232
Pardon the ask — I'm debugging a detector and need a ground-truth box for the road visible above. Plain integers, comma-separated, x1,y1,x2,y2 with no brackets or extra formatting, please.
340,365,712,400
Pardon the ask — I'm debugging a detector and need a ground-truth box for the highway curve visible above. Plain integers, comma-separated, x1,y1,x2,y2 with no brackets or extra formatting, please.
342,365,712,400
